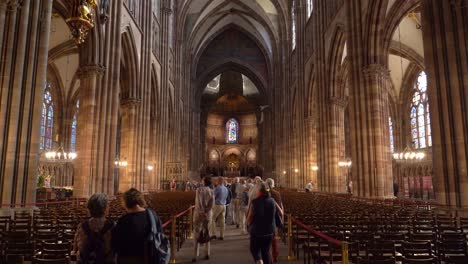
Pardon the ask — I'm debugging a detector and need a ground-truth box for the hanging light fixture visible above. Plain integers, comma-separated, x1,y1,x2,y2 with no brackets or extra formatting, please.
393,147,425,161
66,0,98,45
44,146,77,162
338,160,352,168
114,157,128,168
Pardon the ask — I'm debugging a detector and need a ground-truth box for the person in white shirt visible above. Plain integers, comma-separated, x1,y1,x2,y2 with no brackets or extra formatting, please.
305,181,314,192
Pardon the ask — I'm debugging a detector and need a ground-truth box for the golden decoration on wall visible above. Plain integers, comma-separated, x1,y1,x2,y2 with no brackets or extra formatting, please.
66,0,98,45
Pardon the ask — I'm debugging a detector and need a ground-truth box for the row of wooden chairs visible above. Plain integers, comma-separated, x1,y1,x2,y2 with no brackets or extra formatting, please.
280,191,468,264
0,191,195,264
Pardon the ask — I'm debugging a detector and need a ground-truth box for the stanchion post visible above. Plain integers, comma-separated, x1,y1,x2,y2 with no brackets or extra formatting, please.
287,214,295,260
170,216,177,264
188,207,193,239
342,241,349,264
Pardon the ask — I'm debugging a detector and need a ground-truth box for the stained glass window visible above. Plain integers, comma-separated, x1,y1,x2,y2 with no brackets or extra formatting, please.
70,100,79,152
226,118,239,144
307,0,313,19
389,117,394,153
40,84,54,150
291,1,296,50
410,71,432,149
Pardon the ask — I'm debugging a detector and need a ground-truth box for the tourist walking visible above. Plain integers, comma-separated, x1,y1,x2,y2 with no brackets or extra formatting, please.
192,176,214,262
112,188,168,264
265,178,283,263
74,193,115,264
247,182,276,264
210,177,229,240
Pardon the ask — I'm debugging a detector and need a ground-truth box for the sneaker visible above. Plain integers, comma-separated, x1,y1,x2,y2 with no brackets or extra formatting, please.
210,235,217,240
219,237,224,240
205,255,210,260
236,224,240,228
192,258,197,262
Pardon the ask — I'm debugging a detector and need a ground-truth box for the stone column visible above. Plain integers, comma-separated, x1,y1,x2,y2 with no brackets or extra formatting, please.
349,64,393,197
327,98,347,193
421,0,468,207
74,65,104,198
0,0,53,205
306,117,318,185
118,99,141,192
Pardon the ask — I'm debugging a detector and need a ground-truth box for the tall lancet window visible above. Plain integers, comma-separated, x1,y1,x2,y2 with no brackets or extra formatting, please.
226,118,239,144
70,100,79,152
291,0,297,50
410,71,432,149
307,0,313,19
40,84,54,150
389,117,394,153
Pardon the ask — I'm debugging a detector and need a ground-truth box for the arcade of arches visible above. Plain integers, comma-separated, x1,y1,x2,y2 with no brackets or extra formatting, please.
0,0,467,207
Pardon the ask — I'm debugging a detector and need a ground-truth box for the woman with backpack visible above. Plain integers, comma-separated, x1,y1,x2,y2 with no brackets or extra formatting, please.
112,188,169,264
74,193,115,264
192,176,214,262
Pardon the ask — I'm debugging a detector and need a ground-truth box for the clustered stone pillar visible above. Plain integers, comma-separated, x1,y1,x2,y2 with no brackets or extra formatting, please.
346,0,393,198
0,0,53,205
422,0,468,207
119,100,140,192
326,98,346,193
74,0,123,198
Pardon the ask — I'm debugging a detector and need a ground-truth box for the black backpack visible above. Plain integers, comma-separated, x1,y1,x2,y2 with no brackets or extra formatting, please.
79,219,114,264
146,209,171,264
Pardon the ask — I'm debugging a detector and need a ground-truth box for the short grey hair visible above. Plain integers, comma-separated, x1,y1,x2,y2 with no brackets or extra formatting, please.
265,178,275,189
87,193,108,218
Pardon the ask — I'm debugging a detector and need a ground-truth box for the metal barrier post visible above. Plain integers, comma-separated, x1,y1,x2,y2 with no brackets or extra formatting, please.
342,241,349,264
188,207,193,239
287,214,295,260
170,216,177,264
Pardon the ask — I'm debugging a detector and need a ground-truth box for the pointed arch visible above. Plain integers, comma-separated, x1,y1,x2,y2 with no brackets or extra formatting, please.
328,24,347,99
120,27,140,100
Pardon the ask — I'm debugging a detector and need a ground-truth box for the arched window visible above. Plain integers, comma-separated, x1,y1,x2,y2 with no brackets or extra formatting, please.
291,1,296,50
410,71,432,149
307,0,313,18
40,84,54,150
389,117,394,153
70,100,79,152
226,118,239,144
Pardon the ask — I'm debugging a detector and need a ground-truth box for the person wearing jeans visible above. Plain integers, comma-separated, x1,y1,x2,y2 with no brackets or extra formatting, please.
247,182,276,264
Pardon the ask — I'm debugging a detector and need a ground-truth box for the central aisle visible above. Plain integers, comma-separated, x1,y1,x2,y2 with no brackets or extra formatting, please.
175,225,302,264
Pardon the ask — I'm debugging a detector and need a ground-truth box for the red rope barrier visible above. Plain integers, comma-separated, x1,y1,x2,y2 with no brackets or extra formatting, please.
162,219,173,229
1,199,87,207
162,205,194,229
291,216,342,246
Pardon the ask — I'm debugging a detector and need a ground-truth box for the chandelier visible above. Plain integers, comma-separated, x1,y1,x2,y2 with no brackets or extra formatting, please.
393,148,425,161
66,0,98,45
114,157,128,168
338,160,352,168
44,146,77,162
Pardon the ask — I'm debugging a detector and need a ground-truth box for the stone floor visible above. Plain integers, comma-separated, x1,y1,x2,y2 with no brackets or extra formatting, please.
174,225,302,264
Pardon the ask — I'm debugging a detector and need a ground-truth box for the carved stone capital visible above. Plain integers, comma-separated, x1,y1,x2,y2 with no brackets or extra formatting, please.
162,7,172,14
362,64,390,80
6,0,20,11
77,64,106,78
329,97,347,108
121,97,141,108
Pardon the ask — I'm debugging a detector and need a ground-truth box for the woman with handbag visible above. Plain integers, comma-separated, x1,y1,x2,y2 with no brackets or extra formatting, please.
192,176,214,262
